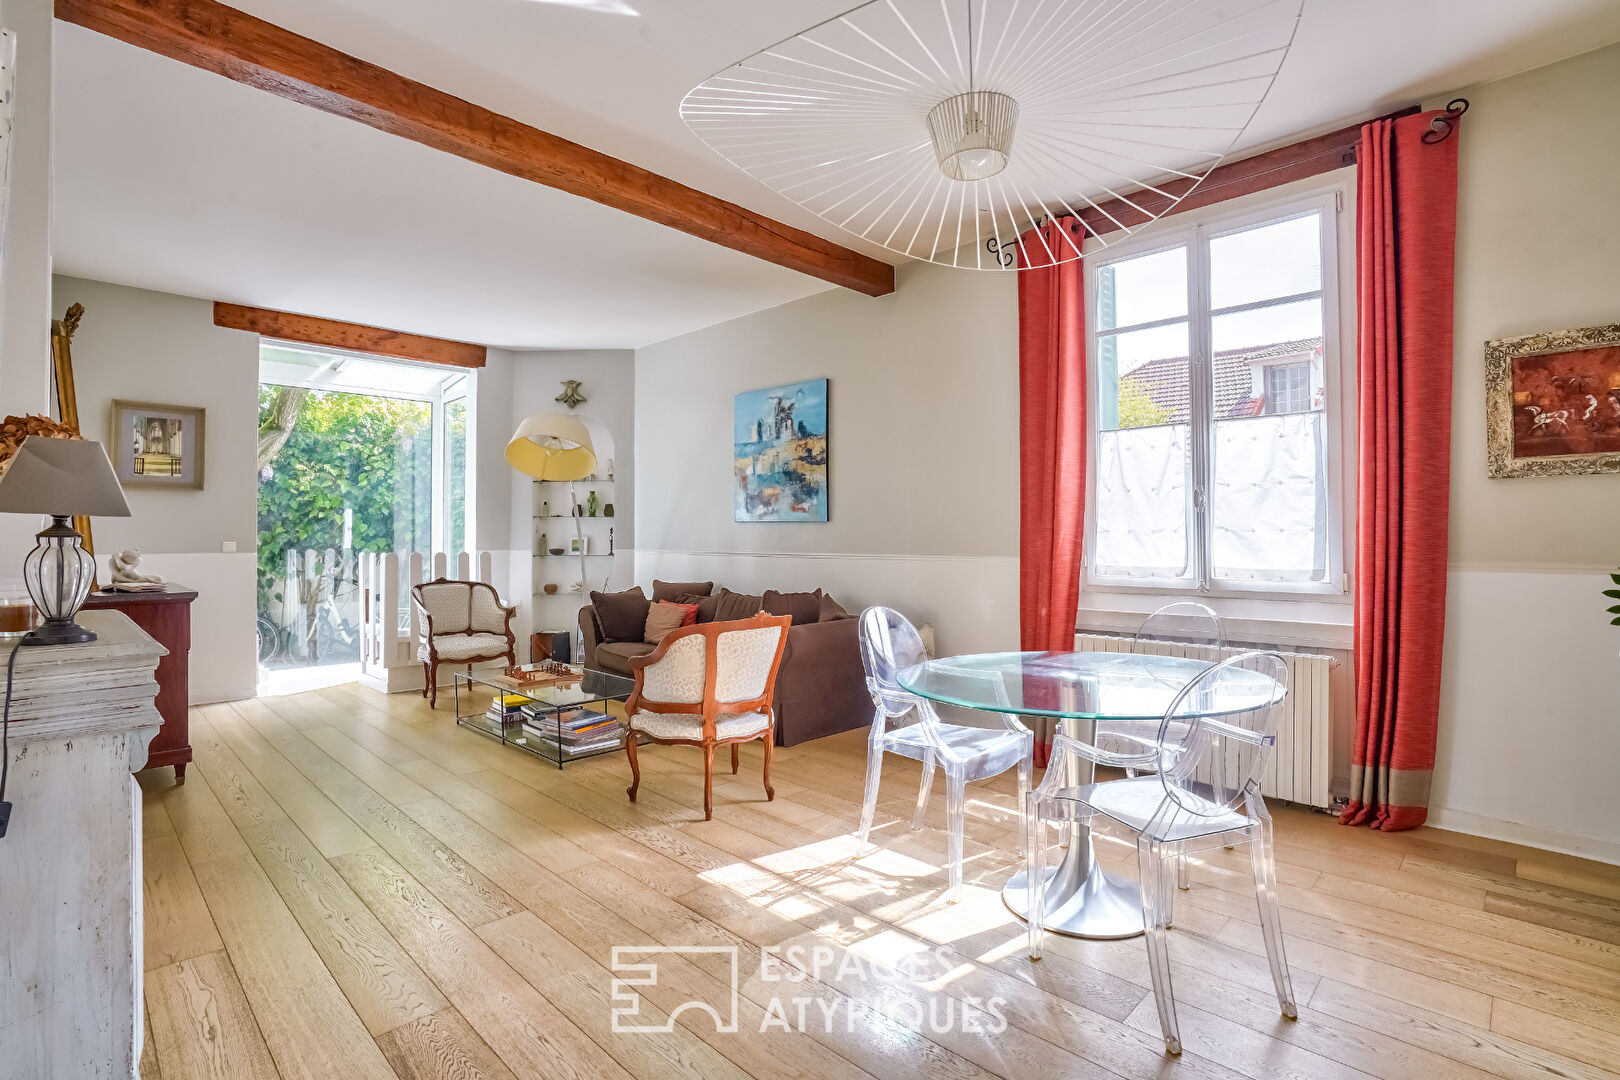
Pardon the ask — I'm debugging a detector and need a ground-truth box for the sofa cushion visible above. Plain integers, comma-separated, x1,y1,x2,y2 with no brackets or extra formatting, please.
764,588,822,627
652,579,714,603
644,601,693,644
712,589,765,623
595,639,655,675
819,593,853,621
678,592,725,623
590,586,649,643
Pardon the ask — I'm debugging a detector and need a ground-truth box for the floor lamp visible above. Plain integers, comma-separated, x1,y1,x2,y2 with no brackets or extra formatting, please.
506,414,599,642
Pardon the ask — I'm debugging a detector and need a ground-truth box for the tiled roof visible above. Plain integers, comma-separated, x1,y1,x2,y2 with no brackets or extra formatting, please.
1123,338,1322,424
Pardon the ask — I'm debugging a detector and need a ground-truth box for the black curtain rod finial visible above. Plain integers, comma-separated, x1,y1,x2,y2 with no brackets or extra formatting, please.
1422,98,1469,144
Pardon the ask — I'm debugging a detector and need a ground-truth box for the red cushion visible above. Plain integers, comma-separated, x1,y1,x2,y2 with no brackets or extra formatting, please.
673,602,699,626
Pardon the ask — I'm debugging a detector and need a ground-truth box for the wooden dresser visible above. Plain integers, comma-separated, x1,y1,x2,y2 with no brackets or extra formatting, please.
82,584,196,779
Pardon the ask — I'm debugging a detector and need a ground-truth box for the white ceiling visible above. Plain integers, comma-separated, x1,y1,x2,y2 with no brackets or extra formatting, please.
52,0,1620,350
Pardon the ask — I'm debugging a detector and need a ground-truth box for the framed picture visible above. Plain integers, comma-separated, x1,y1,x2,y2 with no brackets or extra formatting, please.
1485,323,1620,479
110,400,205,488
569,535,590,555
734,377,828,522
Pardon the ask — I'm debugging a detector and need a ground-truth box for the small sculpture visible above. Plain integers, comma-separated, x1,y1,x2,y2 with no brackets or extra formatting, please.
110,548,164,587
556,380,587,409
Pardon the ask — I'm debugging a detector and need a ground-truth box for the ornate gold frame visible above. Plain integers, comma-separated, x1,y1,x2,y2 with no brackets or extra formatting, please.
1484,322,1620,479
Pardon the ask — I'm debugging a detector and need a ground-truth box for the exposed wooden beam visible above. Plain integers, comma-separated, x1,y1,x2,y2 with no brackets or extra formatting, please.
1078,106,1423,239
58,0,896,297
213,303,486,368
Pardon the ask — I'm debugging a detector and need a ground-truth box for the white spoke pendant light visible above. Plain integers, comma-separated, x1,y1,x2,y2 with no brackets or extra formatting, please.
682,0,1301,270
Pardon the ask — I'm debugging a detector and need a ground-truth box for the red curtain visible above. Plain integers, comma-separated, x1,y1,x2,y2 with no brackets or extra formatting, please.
1342,111,1460,831
1017,217,1087,768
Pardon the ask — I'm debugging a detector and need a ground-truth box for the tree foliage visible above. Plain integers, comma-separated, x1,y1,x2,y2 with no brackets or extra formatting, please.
256,387,433,614
1117,375,1173,429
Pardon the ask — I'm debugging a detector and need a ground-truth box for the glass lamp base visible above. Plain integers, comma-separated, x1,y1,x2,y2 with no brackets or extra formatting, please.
21,516,97,646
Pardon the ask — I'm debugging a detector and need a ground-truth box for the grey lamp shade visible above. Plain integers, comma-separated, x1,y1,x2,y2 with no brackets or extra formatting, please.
0,437,132,517
505,413,597,481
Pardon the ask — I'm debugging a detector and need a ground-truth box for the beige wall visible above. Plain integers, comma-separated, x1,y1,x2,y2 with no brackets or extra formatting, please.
635,258,1021,654
49,275,261,703
1431,43,1620,860
1448,42,1620,568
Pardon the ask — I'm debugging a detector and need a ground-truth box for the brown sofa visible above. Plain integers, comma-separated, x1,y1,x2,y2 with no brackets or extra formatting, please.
579,585,870,746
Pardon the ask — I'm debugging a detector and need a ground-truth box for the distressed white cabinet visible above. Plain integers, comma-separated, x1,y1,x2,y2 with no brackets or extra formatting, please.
0,611,164,1078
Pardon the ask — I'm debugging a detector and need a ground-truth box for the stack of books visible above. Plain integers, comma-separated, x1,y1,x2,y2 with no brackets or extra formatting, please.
521,704,625,758
486,693,531,729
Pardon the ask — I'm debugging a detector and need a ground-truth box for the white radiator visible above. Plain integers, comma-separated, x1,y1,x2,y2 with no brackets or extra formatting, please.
1074,633,1335,809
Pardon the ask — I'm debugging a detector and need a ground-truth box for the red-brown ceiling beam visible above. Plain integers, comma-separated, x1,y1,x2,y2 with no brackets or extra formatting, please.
1078,106,1422,239
58,0,896,297
214,302,487,368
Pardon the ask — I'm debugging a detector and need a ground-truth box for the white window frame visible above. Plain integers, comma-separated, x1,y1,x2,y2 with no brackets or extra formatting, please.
258,342,476,558
1082,188,1348,600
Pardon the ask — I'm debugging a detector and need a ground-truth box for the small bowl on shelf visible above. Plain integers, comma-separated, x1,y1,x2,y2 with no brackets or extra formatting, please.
543,583,559,595
548,547,565,556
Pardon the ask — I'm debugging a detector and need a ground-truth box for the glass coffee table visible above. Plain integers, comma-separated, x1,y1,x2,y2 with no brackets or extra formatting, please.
453,663,635,769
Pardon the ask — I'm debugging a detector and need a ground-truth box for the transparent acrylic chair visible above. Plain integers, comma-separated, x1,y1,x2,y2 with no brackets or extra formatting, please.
855,607,1033,903
1133,601,1226,652
1025,652,1295,1055
1104,599,1230,889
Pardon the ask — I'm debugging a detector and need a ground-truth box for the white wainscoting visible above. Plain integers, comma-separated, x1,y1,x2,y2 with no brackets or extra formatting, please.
635,550,1019,656
98,551,258,705
1433,567,1620,864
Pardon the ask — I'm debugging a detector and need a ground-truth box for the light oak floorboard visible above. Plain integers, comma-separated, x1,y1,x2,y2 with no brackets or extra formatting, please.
142,692,1620,1080
141,832,224,970
143,951,280,1080
189,850,397,1079
375,1007,520,1080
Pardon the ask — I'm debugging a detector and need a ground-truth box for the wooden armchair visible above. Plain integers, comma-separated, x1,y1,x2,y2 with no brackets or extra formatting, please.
624,613,792,820
410,578,516,708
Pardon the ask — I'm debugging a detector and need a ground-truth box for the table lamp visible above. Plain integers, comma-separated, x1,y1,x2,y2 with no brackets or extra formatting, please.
0,437,131,645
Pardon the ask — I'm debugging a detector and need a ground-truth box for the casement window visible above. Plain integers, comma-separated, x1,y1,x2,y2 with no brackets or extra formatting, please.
1086,192,1344,595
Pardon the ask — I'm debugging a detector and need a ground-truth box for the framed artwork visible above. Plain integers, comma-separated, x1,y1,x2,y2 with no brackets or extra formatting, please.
734,378,828,522
111,400,205,488
1485,323,1620,479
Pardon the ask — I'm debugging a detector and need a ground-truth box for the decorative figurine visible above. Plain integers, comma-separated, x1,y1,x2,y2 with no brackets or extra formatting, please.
586,490,600,517
109,548,164,589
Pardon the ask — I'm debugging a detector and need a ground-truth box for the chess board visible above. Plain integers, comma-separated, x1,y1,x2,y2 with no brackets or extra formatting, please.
487,661,582,692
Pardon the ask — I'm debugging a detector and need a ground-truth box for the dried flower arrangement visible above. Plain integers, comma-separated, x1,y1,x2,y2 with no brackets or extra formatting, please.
0,414,83,475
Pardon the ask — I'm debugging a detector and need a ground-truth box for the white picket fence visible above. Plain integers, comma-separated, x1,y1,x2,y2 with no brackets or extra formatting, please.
358,550,496,693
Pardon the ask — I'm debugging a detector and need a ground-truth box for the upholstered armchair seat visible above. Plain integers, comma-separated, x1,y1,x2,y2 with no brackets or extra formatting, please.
417,633,510,662
410,578,517,707
629,710,771,741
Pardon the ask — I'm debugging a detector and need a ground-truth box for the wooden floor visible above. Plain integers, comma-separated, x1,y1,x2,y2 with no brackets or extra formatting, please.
136,684,1620,1080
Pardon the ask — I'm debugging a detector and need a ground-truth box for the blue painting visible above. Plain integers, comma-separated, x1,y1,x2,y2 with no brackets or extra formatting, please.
734,378,829,522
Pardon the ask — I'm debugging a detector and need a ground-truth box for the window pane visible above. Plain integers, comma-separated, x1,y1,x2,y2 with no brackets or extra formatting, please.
1210,412,1328,583
1209,213,1321,309
1096,246,1187,331
1212,297,1323,354
1098,322,1189,432
1095,424,1191,580
446,398,468,554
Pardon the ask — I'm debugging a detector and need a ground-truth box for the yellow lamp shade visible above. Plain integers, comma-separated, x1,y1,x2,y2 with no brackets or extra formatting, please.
506,413,597,480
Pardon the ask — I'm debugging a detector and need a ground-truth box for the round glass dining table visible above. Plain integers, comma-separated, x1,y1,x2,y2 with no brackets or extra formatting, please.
897,650,1281,939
